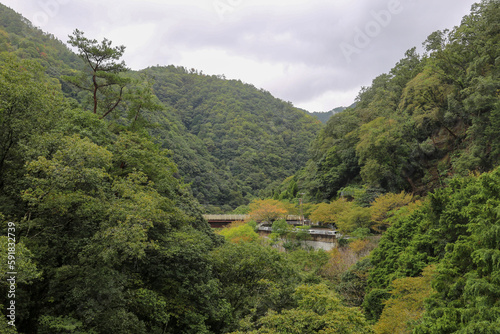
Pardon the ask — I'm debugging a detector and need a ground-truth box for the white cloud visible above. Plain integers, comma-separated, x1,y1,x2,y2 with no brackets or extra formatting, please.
102,23,157,69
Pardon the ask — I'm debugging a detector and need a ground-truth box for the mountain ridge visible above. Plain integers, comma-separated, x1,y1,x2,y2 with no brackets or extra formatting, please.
0,2,322,211
308,103,358,123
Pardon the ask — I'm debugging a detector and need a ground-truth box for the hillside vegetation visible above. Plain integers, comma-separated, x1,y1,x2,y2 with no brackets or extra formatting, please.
141,65,322,210
278,0,500,203
0,3,322,212
309,106,351,124
1,0,500,333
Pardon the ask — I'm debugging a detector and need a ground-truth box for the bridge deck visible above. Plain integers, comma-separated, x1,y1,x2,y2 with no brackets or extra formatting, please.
203,214,303,222
202,214,249,222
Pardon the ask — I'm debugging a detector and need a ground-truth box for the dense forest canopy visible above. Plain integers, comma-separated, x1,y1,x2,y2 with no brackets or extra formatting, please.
0,0,499,333
140,65,322,211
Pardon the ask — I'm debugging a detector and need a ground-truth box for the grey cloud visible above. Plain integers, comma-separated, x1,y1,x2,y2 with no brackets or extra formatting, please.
2,0,478,110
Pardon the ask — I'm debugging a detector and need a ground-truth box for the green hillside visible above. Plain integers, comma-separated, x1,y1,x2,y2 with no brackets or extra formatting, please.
0,4,83,92
1,1,500,333
309,106,351,123
0,3,322,212
141,66,322,211
286,0,500,202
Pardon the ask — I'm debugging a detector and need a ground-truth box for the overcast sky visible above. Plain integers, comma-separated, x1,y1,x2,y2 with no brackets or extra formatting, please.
2,0,478,112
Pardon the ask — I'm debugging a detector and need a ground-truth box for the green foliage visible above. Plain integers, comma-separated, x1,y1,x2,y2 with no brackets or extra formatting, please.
143,65,322,209
309,198,354,228
336,257,373,307
219,222,259,243
271,219,293,238
0,54,65,215
0,307,18,333
0,235,41,285
286,249,329,281
370,191,416,232
362,288,390,322
302,110,361,201
294,226,312,244
338,206,372,234
232,284,373,334
211,242,303,331
231,205,250,214
414,167,500,333
350,228,371,238
365,167,500,330
373,265,436,334
0,44,230,332
109,131,178,197
14,126,225,332
38,315,95,334
290,0,500,200
364,202,432,319
355,116,415,191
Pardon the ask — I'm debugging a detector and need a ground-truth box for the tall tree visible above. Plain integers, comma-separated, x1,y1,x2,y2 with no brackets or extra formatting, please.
66,29,130,118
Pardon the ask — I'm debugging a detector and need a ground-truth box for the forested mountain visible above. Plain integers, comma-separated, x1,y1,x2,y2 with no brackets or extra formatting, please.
309,105,351,123
140,66,322,211
0,4,83,94
1,0,500,333
0,4,332,333
279,0,500,203
0,3,322,212
284,0,500,332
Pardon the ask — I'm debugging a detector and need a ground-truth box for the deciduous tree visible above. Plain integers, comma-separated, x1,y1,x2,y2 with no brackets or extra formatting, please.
248,199,289,223
373,265,436,334
219,222,259,244
370,191,415,232
309,199,352,226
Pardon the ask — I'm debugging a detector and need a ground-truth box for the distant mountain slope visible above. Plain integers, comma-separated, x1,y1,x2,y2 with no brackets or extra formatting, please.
142,66,323,210
309,105,356,123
